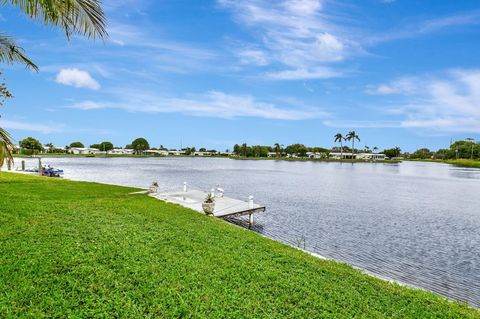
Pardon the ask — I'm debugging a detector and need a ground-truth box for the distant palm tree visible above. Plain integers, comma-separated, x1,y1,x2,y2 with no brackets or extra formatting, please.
364,145,370,153
273,143,282,157
465,138,475,159
373,146,378,153
394,146,401,157
346,131,360,158
334,133,345,159
0,0,107,167
45,142,54,154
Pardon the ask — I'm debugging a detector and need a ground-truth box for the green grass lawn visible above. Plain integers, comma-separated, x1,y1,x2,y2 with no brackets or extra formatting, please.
0,173,478,318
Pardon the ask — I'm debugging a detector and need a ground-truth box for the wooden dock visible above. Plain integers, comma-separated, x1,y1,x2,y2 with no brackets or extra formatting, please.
153,186,265,226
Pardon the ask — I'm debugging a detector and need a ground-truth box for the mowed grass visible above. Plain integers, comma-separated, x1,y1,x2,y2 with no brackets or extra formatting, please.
0,173,478,318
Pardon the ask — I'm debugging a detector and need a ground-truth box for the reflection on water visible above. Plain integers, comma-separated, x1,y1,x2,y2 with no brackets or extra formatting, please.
6,158,480,307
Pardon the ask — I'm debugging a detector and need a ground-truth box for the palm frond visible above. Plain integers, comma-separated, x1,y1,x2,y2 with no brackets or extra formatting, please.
0,127,14,168
3,0,107,40
0,35,39,71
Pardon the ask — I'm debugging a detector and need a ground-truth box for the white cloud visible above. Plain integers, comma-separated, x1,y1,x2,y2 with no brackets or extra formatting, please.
106,23,220,74
55,68,100,90
367,70,480,133
368,11,480,44
283,0,322,15
219,0,356,80
237,49,269,66
69,90,326,120
70,100,104,110
266,67,342,80
323,120,400,128
0,119,64,134
366,78,417,95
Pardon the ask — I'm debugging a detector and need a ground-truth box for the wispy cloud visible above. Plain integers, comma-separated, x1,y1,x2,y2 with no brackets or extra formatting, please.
69,90,326,120
105,23,219,74
368,11,480,44
323,120,400,128
365,69,480,133
0,119,64,134
219,0,358,80
55,68,101,90
220,1,480,82
266,67,343,80
366,77,417,95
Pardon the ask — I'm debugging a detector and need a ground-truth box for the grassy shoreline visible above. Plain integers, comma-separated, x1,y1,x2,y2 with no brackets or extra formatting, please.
13,153,403,163
232,156,402,163
0,172,478,317
405,158,480,168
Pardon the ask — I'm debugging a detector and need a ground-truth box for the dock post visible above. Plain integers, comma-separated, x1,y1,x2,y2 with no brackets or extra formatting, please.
21,160,25,171
183,182,188,192
38,157,42,176
7,160,11,170
248,196,254,227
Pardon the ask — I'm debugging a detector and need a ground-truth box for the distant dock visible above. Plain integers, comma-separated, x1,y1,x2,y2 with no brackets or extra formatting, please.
154,184,265,226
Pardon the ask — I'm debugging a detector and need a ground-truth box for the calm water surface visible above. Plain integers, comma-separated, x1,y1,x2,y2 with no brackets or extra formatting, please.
11,157,480,307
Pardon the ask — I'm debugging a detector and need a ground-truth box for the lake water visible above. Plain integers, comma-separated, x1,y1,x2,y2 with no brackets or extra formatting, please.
7,157,480,307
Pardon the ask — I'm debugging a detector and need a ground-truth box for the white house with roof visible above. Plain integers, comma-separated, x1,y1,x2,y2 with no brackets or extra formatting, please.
329,152,386,160
306,152,327,159
168,150,186,156
108,148,134,155
70,147,99,155
193,151,213,156
356,153,387,160
144,149,169,156
218,151,234,156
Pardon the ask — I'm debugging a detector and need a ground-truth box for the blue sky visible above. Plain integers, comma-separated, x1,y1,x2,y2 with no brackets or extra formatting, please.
1,0,480,151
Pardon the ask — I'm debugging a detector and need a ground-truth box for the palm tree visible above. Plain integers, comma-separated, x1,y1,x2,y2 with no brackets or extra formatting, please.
334,133,344,160
0,128,13,167
0,0,107,166
346,131,360,158
465,138,475,159
373,146,378,153
45,142,54,154
394,146,401,158
273,143,282,157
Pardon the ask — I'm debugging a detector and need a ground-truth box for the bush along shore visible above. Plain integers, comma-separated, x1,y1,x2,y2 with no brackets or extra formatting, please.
0,172,479,318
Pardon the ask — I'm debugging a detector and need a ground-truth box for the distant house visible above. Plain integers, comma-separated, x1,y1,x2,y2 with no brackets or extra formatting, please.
193,151,212,156
306,152,327,159
144,149,168,156
108,148,134,155
42,145,66,154
356,153,387,160
168,150,186,156
70,147,99,155
267,152,278,157
218,151,234,157
329,152,386,160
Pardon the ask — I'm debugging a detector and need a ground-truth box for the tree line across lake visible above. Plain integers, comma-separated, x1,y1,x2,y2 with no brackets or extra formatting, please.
14,137,219,155
13,136,480,160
